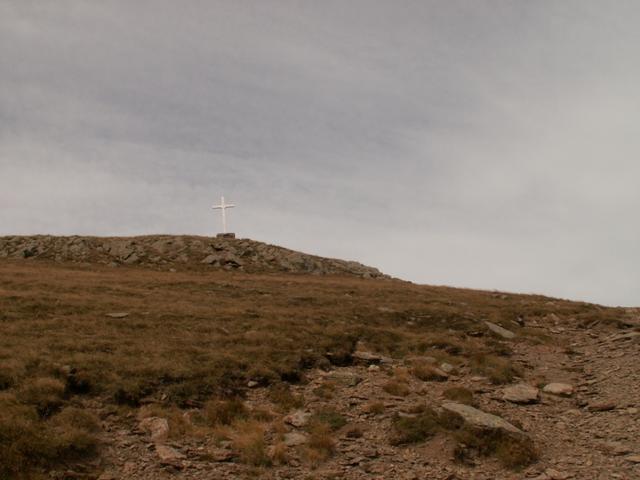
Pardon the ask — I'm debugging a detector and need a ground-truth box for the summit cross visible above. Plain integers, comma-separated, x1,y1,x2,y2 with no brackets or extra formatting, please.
212,195,235,234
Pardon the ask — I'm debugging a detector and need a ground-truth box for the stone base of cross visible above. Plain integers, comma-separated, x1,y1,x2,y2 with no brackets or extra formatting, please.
216,233,236,239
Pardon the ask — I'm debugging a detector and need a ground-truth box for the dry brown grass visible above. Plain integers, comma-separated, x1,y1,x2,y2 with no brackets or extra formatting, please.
443,387,475,406
304,422,335,467
453,428,539,469
363,401,385,415
267,383,304,412
411,363,448,382
470,353,521,385
382,379,411,397
228,420,271,466
205,398,249,426
0,258,621,475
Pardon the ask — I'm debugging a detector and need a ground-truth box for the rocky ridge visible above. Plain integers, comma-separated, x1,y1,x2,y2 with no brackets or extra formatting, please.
0,235,385,278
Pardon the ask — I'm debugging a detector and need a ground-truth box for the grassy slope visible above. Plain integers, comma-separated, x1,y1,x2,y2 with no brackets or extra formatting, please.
0,259,627,477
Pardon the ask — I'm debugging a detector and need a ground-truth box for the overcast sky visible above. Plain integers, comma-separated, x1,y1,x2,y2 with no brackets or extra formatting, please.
1,1,639,306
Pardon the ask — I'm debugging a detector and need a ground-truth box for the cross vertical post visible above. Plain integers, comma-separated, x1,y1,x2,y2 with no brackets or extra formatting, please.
212,195,235,234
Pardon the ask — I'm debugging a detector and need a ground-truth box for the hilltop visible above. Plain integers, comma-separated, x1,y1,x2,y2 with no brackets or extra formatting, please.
1,237,639,479
0,235,385,277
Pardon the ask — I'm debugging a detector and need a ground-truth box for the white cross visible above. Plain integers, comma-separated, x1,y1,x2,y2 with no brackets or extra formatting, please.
212,195,235,234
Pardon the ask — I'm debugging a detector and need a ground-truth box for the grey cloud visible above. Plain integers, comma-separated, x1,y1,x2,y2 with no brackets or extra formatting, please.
1,1,639,305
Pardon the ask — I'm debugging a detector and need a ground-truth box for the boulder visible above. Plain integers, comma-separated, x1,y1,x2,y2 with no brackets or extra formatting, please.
485,321,516,339
441,402,524,436
502,384,539,404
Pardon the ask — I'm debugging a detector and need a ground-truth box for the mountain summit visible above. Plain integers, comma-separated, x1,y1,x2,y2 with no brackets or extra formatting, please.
0,235,385,278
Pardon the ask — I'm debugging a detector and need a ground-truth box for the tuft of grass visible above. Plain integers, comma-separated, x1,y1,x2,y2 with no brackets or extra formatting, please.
383,379,411,397
268,383,304,412
308,408,347,432
312,381,337,400
390,407,444,445
411,363,448,382
18,377,66,418
138,404,196,438
268,441,289,465
229,420,271,466
0,397,100,479
363,401,385,415
470,354,520,385
304,422,335,466
443,387,475,406
453,428,538,470
205,398,249,426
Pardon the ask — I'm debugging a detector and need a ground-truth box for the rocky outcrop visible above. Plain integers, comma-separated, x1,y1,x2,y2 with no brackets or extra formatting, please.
0,235,386,278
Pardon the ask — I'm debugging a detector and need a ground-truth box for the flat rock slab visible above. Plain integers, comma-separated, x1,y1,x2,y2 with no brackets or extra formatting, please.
588,401,616,412
485,321,516,339
352,350,393,365
283,432,308,447
442,402,524,435
503,383,539,404
543,383,574,397
105,312,129,318
156,445,186,465
327,371,363,387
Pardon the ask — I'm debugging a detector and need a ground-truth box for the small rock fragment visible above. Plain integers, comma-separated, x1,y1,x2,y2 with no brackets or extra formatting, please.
352,350,393,365
105,312,129,318
138,417,169,444
588,401,616,412
440,362,455,374
156,445,186,465
503,383,539,404
284,410,311,428
543,383,574,397
544,468,572,480
327,371,362,387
